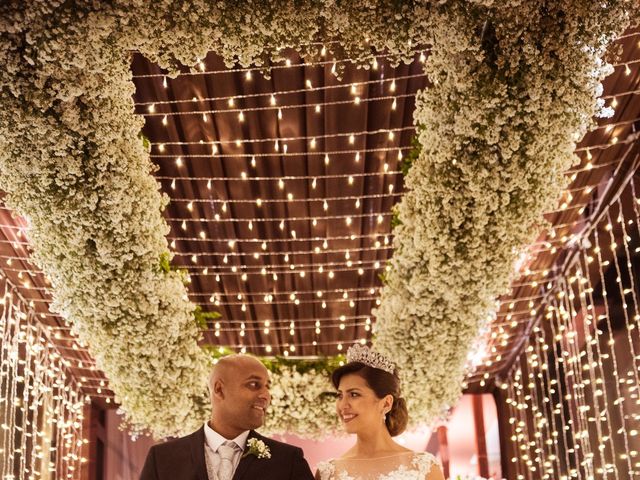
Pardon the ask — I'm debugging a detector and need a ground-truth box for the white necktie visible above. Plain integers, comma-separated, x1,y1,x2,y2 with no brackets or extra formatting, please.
217,441,239,480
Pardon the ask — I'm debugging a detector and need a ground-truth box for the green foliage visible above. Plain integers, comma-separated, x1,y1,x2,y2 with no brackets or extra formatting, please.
400,128,423,176
391,206,402,229
139,132,151,151
157,252,171,273
378,261,392,285
157,252,189,283
261,354,346,375
201,345,345,375
194,306,221,330
202,344,236,360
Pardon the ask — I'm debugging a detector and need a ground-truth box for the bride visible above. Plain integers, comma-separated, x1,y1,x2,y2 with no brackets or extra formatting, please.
316,344,445,480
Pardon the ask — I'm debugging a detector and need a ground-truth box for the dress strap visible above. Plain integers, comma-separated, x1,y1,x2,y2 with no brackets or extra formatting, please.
413,452,438,475
315,460,336,480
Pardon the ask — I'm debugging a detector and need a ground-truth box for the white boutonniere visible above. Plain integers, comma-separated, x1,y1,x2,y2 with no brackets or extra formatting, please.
242,438,271,459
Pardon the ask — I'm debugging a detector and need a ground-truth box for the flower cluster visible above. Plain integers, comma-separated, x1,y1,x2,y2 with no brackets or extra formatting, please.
262,363,339,438
374,0,634,426
0,0,634,439
243,438,271,459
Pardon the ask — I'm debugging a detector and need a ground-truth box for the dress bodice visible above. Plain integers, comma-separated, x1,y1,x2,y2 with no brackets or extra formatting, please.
316,452,438,480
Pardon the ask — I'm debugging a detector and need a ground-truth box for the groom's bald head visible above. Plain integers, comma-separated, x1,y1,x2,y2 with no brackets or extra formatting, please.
208,354,267,390
207,355,271,438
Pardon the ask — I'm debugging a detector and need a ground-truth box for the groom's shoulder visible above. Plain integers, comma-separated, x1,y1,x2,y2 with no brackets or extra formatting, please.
150,427,202,453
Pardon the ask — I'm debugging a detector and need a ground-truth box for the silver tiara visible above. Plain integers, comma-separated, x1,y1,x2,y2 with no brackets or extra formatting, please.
346,344,395,374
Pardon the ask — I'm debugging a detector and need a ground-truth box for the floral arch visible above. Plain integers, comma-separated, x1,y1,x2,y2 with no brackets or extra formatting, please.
0,1,635,438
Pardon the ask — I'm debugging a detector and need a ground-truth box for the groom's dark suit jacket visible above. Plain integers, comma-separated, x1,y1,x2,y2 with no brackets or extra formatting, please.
139,427,314,480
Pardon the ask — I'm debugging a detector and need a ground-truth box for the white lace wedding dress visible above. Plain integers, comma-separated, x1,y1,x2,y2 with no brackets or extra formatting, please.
316,451,438,480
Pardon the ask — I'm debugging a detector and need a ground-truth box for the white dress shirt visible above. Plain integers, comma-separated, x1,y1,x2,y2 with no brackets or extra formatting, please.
203,422,250,480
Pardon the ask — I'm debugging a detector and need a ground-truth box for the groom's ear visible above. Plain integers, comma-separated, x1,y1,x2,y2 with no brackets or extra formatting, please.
213,379,225,400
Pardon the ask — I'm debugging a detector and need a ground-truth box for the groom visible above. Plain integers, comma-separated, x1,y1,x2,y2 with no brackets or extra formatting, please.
140,355,314,480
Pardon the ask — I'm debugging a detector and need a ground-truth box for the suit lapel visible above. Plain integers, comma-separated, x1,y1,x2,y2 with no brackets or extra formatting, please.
232,431,259,480
189,426,209,480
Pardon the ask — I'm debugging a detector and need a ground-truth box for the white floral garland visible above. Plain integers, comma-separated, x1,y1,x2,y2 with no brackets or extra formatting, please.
263,364,339,438
374,1,633,425
0,1,634,438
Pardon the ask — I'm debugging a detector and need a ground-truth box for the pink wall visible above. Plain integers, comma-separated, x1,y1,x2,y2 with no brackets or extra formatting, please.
446,394,502,479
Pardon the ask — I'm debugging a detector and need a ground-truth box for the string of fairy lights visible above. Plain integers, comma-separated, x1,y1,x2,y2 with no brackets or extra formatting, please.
0,32,637,408
0,275,88,480
501,170,640,480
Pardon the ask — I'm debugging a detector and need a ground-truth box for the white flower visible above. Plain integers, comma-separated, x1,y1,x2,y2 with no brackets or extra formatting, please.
243,438,271,459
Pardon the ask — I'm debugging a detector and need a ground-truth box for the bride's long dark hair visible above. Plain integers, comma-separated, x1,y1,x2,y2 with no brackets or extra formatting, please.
331,362,409,436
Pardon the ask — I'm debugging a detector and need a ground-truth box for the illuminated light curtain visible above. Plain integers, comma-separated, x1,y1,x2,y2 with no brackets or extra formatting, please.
499,165,640,480
0,278,87,480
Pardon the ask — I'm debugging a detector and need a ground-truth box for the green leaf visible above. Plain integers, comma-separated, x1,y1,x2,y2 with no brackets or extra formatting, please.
201,345,346,375
159,252,171,273
194,305,222,330
138,132,151,151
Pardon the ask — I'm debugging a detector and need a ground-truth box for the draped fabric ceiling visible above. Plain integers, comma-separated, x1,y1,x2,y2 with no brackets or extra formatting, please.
1,29,639,405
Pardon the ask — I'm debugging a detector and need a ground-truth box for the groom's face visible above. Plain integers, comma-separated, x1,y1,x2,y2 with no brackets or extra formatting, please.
217,357,272,432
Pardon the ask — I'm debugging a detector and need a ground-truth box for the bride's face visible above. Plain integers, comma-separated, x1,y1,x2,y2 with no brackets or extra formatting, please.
336,373,390,434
